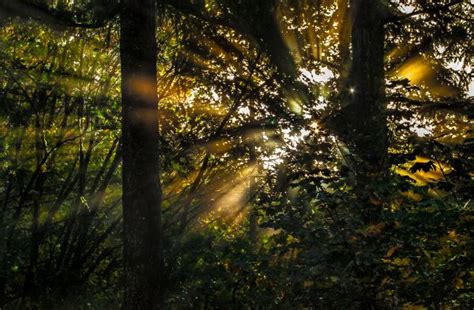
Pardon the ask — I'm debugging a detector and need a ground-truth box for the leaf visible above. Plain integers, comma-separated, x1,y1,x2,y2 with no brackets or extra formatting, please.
80,196,90,210
402,190,423,201
393,257,411,266
454,277,464,289
386,246,398,258
410,161,436,173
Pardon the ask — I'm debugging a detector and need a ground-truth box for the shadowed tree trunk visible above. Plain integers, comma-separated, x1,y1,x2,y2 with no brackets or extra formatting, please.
342,2,389,307
120,0,164,308
345,0,387,180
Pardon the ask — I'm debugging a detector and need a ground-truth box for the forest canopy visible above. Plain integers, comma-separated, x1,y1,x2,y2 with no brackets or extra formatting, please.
0,0,472,309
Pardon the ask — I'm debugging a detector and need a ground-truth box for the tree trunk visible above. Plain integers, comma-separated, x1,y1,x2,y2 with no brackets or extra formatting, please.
345,0,387,178
120,0,164,308
343,2,388,307
247,138,258,244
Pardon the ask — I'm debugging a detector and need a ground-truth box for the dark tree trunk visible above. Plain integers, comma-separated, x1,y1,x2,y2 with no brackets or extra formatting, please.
345,0,387,178
342,2,389,307
120,0,164,308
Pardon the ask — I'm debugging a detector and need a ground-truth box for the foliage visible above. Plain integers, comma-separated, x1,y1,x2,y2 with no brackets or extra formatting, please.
0,0,472,309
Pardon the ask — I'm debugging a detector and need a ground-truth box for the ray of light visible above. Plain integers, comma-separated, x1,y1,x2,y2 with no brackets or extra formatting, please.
392,56,457,98
211,165,258,224
396,56,432,85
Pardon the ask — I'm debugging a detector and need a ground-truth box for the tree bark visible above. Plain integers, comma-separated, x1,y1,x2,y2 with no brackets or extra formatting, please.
343,3,388,307
345,0,387,178
120,0,164,308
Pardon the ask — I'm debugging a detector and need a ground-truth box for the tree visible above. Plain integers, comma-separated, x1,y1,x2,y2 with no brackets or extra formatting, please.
0,1,166,307
342,0,388,178
120,0,164,308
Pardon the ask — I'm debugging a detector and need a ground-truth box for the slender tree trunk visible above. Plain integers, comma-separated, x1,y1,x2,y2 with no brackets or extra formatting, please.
248,144,258,245
22,114,46,301
247,108,258,244
120,0,164,308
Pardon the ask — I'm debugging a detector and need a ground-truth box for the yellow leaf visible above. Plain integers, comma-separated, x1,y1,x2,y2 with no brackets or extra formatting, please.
454,278,464,289
448,230,458,241
402,190,423,201
386,246,398,258
393,257,411,266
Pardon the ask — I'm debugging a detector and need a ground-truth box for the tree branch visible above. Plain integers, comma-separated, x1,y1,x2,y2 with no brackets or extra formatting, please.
385,0,462,23
0,0,118,29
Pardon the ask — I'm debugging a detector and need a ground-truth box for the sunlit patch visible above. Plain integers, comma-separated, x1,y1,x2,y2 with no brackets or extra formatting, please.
402,190,423,201
399,4,415,14
444,59,473,96
262,149,285,170
286,124,314,150
57,74,95,95
299,66,334,85
446,60,464,71
209,165,258,225
181,87,227,117
127,75,157,100
387,47,402,61
204,138,233,154
190,100,226,117
396,56,432,85
413,124,434,137
200,36,237,67
238,106,251,116
164,170,200,198
288,98,303,114
276,2,303,64
243,128,274,144
157,80,188,101
306,25,320,61
393,156,452,187
392,56,457,98
310,121,320,133
184,50,210,70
